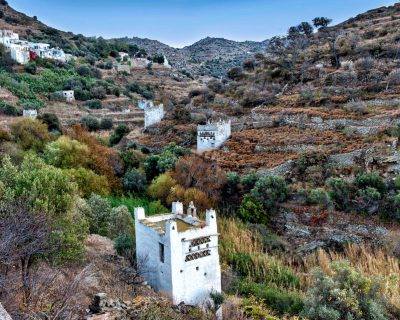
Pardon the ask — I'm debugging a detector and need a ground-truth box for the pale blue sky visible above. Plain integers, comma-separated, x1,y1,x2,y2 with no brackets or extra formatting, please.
7,0,398,47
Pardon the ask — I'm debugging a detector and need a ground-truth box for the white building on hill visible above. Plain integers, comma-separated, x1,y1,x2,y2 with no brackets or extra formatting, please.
9,41,30,64
197,120,231,152
139,100,165,128
0,30,19,47
62,90,75,103
134,202,221,308
23,109,37,118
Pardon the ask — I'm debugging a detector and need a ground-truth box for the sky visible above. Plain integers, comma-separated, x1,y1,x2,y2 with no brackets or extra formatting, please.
7,0,398,48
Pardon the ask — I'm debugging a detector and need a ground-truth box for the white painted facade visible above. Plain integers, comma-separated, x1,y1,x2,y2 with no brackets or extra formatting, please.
134,202,221,307
140,100,165,128
197,120,231,152
0,30,70,64
23,109,37,118
62,90,75,102
9,42,30,64
131,58,151,68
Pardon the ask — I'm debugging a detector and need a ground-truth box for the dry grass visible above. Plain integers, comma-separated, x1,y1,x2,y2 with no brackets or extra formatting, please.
300,245,400,309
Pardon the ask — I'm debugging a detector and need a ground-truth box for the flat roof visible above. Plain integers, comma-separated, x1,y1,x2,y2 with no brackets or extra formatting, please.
141,215,205,234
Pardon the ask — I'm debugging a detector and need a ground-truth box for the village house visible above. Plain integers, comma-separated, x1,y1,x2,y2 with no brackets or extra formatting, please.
139,100,165,128
0,30,70,64
134,202,221,309
197,120,231,152
119,52,129,60
22,109,38,119
62,90,75,102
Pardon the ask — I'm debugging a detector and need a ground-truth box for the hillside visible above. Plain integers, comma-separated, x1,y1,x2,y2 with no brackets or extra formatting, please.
122,36,269,77
1,2,400,320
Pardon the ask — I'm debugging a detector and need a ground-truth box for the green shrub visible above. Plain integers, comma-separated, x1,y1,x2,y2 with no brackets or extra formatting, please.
0,101,19,116
241,171,259,193
100,117,113,130
81,115,100,131
37,113,61,132
326,177,352,211
307,188,332,209
123,169,147,194
354,187,381,215
107,196,167,216
85,99,102,109
301,261,391,320
108,205,135,239
251,176,288,213
109,124,129,146
355,172,386,193
235,280,304,316
86,194,112,236
238,194,266,224
114,233,135,257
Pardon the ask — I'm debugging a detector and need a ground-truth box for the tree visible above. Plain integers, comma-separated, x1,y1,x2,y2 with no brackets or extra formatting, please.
37,113,61,132
227,67,244,80
312,17,332,29
81,115,100,132
326,177,352,212
172,154,226,204
0,155,88,262
65,168,110,198
298,22,313,37
108,206,135,240
44,136,90,169
123,169,147,194
109,124,129,146
100,117,113,130
250,176,288,213
11,118,50,152
287,26,301,39
0,200,51,304
148,173,177,203
86,194,112,236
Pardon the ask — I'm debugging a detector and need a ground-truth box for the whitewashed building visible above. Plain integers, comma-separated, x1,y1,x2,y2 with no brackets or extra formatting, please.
62,90,75,103
197,120,231,152
9,42,30,64
0,30,19,47
134,202,221,307
139,100,165,128
23,109,37,118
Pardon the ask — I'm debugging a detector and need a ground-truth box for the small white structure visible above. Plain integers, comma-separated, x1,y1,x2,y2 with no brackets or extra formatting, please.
163,55,172,68
115,64,131,74
23,109,37,119
131,58,151,68
134,202,221,307
29,42,51,58
0,30,19,47
140,100,165,128
197,120,231,152
62,90,75,103
119,52,129,60
10,44,30,64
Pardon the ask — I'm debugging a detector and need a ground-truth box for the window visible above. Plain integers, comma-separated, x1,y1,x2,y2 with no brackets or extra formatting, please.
159,243,165,263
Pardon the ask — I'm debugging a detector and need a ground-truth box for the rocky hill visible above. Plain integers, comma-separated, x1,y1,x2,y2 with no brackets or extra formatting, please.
119,36,269,77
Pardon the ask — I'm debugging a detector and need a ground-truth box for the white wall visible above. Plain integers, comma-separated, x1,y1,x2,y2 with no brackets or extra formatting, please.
134,206,222,307
197,120,231,152
144,103,164,128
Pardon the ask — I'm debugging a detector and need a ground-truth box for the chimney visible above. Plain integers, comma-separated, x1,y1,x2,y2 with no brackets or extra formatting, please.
187,201,197,218
172,201,183,215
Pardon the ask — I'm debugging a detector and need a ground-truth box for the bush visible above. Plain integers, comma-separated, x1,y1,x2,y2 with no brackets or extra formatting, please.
120,149,145,171
81,116,100,131
355,172,386,193
301,261,391,320
65,168,110,198
85,99,102,109
24,62,37,75
86,194,112,236
147,173,177,203
37,113,61,132
235,280,304,316
354,187,381,215
107,196,167,216
100,117,113,130
123,169,147,194
238,195,265,224
11,118,50,152
108,205,135,239
307,188,332,209
0,101,19,116
227,67,244,80
109,124,129,146
251,176,288,214
326,178,352,211
114,233,135,257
